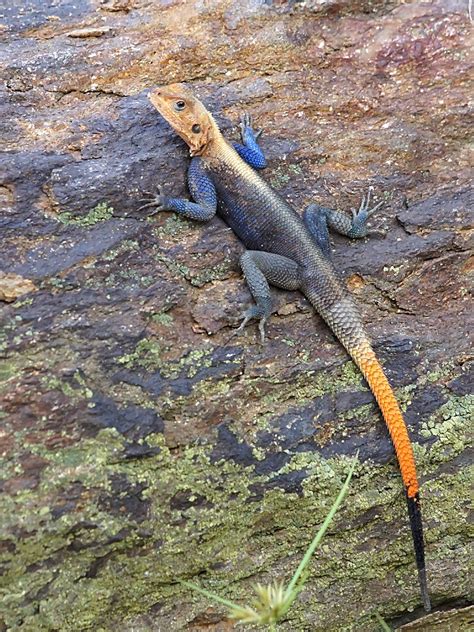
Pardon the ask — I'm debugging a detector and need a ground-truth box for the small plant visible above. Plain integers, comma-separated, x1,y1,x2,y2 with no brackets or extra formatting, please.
180,455,358,630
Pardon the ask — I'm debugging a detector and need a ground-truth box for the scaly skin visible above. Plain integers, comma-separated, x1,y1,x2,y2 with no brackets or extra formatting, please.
143,84,431,611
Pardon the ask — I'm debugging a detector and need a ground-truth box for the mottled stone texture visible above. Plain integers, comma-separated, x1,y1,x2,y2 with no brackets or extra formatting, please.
0,1,472,630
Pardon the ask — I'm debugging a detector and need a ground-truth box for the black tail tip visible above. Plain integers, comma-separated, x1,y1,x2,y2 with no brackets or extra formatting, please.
418,567,431,612
406,493,431,612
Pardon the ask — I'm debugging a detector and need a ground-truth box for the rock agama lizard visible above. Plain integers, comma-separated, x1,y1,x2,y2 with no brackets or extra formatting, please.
140,84,431,611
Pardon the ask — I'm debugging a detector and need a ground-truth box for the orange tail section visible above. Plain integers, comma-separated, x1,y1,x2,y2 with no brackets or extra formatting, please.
350,341,431,611
351,342,419,498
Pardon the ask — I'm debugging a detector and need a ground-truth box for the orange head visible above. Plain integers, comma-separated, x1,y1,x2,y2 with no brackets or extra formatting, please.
148,84,218,156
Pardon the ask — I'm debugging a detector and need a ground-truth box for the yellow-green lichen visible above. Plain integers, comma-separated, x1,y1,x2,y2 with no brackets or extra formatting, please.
1,343,471,631
58,202,114,227
102,239,139,261
41,372,94,401
149,311,174,326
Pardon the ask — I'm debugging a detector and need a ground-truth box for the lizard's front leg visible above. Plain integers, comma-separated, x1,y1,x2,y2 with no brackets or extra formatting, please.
232,113,267,169
236,250,301,342
137,157,217,221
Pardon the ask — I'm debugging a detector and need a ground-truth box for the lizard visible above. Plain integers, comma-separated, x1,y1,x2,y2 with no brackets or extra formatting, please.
139,83,431,612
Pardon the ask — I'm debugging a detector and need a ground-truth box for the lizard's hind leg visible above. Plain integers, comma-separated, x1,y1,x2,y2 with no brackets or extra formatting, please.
303,204,332,258
305,188,383,243
235,251,301,343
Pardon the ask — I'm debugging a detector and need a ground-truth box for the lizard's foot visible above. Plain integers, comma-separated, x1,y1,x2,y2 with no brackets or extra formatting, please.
347,187,383,238
230,300,271,345
240,112,263,142
136,187,166,213
234,309,268,344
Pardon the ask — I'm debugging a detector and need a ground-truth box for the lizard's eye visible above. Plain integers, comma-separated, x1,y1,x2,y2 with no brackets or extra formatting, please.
191,123,201,133
174,100,186,111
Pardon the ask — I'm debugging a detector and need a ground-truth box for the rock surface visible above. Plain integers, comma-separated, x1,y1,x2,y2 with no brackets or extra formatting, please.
0,1,472,630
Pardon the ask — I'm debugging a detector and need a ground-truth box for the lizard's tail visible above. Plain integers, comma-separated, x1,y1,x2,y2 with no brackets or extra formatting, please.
349,339,431,612
305,288,430,609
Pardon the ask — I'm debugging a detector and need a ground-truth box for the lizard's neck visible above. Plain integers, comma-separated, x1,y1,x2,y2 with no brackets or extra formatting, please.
198,113,257,179
197,114,228,159
202,137,229,159
201,127,271,193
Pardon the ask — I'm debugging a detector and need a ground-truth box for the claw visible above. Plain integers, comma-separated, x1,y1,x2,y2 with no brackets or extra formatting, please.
235,314,252,335
240,112,252,128
142,187,162,199
222,314,251,346
361,187,373,213
367,200,383,217
353,188,382,221
239,113,263,141
347,188,384,238
223,308,268,346
136,201,162,212
136,187,164,213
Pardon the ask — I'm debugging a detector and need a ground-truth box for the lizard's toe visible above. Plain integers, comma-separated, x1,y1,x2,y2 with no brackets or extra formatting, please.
348,188,383,238
258,318,267,344
230,302,271,344
240,112,252,128
136,187,166,213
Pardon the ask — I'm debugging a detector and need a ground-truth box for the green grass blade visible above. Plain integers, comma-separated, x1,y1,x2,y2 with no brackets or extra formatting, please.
179,456,358,628
374,612,392,631
178,579,241,610
284,454,358,602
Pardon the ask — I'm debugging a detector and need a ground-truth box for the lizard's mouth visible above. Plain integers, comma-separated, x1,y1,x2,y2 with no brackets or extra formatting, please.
148,88,169,116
